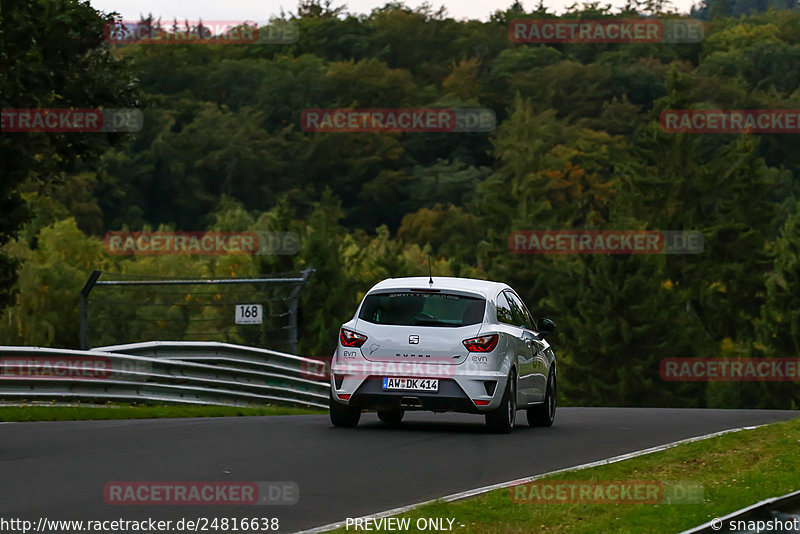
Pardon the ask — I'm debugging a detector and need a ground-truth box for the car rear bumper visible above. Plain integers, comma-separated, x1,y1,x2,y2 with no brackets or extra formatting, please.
330,366,509,413
344,377,480,413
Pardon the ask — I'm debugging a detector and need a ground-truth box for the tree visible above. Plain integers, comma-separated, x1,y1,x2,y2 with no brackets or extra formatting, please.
0,0,139,310
0,219,107,347
754,202,800,409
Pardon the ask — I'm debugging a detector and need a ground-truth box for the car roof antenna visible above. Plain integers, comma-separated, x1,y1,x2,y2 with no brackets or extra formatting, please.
428,255,434,285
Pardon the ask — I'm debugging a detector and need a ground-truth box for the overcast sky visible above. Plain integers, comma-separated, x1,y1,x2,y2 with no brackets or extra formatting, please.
89,0,697,23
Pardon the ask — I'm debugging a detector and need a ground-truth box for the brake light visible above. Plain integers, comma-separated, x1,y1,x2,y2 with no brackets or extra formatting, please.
473,399,491,406
462,334,498,352
340,328,368,348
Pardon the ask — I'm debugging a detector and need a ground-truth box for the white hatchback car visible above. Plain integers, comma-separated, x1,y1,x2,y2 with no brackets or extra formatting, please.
329,276,557,433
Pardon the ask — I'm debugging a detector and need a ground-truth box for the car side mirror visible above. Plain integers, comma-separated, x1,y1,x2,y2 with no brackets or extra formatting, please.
538,318,556,338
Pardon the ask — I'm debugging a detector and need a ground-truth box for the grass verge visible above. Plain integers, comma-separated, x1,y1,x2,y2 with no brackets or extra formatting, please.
329,417,800,533
0,404,324,422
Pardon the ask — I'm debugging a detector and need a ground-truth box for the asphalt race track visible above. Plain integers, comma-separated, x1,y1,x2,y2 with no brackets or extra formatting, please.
1,408,797,533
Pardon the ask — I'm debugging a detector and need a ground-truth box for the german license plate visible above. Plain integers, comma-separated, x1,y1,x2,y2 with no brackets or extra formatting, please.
382,377,438,392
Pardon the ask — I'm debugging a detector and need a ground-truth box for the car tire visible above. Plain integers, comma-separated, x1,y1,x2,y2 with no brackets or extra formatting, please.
377,409,404,424
527,369,556,427
329,391,361,427
486,370,516,434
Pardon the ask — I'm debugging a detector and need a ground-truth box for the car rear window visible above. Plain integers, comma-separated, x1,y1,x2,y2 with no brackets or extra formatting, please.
358,292,486,327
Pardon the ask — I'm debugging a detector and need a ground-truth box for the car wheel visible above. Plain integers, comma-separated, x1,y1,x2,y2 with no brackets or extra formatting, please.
329,391,361,427
486,370,516,433
527,369,556,427
377,409,404,424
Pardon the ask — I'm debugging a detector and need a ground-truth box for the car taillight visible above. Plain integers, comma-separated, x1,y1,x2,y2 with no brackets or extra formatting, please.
340,328,368,348
462,334,498,353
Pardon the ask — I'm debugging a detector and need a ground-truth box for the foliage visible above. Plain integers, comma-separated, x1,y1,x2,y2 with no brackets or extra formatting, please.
2,0,799,407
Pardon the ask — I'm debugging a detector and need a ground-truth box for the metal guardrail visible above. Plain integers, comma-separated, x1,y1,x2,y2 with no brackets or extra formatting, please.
0,343,330,409
96,341,322,378
681,489,800,533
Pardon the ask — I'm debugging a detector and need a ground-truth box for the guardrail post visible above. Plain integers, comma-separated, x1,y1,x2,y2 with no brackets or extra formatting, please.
287,268,314,355
80,270,103,350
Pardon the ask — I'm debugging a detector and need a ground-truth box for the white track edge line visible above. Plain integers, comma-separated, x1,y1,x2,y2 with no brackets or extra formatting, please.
295,424,767,534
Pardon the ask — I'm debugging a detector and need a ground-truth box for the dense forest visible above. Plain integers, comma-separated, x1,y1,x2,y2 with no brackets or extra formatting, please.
2,0,800,408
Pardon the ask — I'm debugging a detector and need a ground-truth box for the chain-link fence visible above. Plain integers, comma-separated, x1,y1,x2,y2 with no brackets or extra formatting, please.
81,270,312,353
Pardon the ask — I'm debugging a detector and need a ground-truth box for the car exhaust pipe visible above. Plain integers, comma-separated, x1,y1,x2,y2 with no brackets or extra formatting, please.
400,396,423,408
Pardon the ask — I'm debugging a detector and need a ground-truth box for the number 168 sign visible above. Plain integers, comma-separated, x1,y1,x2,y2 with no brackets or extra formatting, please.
235,304,263,325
